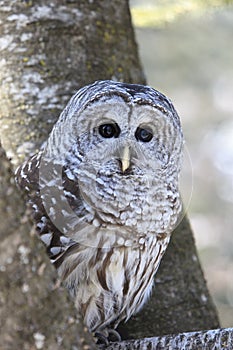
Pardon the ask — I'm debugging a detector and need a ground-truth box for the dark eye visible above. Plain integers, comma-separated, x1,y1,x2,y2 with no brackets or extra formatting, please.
135,127,153,142
98,123,120,138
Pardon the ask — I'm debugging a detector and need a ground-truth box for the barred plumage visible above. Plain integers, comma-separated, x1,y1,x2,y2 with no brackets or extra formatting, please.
16,80,183,336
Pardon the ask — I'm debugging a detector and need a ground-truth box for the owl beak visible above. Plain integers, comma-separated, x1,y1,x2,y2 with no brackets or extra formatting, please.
121,145,131,173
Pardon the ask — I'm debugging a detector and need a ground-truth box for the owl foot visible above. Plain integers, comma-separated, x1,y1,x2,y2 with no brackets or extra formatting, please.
108,329,122,342
94,331,109,346
95,328,121,346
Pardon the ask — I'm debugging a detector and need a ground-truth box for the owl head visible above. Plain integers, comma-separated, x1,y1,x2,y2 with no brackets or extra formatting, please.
38,80,183,244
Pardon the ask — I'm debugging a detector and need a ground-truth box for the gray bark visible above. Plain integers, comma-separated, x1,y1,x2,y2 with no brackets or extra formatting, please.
106,328,233,350
0,0,219,348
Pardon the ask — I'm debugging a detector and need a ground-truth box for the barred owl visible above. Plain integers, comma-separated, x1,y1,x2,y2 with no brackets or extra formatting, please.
16,80,183,340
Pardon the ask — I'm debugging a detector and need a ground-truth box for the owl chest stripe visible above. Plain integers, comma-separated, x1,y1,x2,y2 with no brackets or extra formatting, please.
96,247,135,296
96,249,114,291
123,248,130,295
128,243,162,309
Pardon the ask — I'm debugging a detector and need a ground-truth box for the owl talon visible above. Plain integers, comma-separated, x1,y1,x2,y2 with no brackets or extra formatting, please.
107,329,121,342
94,331,109,346
94,328,121,345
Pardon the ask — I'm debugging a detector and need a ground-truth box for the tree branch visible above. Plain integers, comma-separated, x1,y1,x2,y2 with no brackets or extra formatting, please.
105,328,233,350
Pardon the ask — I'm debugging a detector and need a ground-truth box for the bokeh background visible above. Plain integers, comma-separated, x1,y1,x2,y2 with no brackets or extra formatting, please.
130,0,233,327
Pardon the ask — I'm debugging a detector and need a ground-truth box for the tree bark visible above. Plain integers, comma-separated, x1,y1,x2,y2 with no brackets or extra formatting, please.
106,328,233,350
0,0,219,348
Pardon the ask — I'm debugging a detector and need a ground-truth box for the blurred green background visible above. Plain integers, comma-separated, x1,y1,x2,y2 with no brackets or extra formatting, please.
130,0,233,327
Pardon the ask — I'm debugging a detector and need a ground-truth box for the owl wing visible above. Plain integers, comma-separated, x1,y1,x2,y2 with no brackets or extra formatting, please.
15,152,77,263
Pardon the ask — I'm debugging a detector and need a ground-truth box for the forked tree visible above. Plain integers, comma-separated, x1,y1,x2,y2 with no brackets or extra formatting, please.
0,1,221,349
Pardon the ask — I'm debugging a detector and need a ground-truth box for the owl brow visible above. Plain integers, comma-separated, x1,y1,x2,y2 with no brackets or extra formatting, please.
77,89,180,129
134,100,181,130
134,99,170,115
81,91,132,111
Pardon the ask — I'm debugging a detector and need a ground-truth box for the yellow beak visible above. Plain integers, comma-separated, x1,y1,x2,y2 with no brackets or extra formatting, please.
121,146,131,173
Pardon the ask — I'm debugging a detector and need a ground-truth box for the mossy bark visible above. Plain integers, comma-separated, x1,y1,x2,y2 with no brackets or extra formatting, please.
0,0,219,348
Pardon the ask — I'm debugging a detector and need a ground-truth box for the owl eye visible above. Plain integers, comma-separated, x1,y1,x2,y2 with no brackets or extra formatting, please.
98,123,121,138
135,127,153,142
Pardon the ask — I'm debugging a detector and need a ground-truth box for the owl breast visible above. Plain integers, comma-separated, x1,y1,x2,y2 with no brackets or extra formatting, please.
79,161,148,217
64,153,181,243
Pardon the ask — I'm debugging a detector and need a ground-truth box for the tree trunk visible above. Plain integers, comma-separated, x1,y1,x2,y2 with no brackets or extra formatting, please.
0,0,219,348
